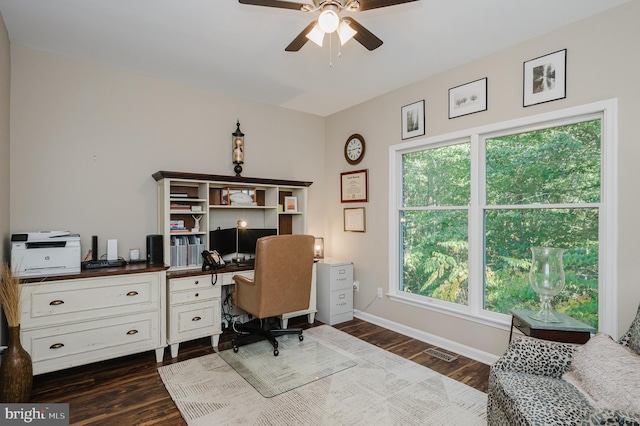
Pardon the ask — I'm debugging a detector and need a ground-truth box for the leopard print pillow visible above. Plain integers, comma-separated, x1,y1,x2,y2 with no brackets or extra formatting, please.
627,305,640,355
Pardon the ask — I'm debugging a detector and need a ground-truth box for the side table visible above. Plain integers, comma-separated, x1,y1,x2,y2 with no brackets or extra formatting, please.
509,309,595,344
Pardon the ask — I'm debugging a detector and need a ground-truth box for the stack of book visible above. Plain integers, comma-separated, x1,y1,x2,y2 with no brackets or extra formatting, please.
170,220,188,233
170,203,191,211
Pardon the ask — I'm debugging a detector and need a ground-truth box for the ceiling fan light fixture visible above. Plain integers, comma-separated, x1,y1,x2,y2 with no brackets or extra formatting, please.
317,6,340,33
338,19,357,45
305,23,325,47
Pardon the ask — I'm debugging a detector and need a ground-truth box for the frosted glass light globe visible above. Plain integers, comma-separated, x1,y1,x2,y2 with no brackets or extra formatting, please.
318,9,339,33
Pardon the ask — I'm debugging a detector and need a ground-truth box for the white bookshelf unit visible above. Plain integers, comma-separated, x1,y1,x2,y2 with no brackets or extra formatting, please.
153,171,312,271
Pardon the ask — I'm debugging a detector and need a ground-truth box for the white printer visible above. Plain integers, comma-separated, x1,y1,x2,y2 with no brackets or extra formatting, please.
11,231,81,277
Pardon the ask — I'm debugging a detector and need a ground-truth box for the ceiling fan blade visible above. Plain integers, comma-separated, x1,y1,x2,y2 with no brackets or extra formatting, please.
356,0,419,11
346,18,383,51
285,21,317,52
238,0,309,11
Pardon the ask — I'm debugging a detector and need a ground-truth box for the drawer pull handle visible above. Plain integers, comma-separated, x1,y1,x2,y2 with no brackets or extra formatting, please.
50,343,64,349
126,291,139,296
49,300,64,306
194,280,199,285
126,329,138,335
195,293,199,297
192,316,201,322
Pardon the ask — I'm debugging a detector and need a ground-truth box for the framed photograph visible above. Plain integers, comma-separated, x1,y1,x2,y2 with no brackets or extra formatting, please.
449,77,488,119
341,169,368,203
284,196,297,213
344,207,366,232
401,100,425,140
523,49,567,107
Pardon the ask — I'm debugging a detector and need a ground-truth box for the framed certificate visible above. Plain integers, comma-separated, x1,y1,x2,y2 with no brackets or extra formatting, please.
344,207,366,232
340,169,368,203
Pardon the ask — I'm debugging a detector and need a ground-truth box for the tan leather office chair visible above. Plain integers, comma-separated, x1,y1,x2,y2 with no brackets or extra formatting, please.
231,234,314,356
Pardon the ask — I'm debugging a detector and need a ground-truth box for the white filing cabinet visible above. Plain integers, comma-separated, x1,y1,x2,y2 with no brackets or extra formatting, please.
316,260,354,325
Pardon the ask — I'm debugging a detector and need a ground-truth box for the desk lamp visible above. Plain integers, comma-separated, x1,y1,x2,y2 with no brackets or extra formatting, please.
314,237,324,260
233,219,247,264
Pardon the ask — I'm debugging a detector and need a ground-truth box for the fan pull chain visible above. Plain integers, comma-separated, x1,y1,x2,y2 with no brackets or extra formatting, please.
329,31,333,67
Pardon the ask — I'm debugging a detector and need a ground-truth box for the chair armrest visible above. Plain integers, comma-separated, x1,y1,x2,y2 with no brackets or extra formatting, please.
492,335,580,379
231,274,259,315
233,275,255,287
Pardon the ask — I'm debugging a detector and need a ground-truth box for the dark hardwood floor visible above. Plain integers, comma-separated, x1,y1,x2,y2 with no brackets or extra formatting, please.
29,317,490,425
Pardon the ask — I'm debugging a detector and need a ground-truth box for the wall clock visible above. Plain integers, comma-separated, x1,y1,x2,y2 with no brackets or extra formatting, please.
344,134,366,165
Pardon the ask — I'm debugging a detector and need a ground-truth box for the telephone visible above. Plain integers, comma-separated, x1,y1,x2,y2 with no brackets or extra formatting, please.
201,250,225,271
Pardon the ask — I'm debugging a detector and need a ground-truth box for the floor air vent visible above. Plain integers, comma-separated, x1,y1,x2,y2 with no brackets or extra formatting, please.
423,347,457,362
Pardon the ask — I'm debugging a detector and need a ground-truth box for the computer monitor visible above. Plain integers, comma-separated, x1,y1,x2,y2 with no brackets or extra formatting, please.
209,228,236,256
237,228,277,256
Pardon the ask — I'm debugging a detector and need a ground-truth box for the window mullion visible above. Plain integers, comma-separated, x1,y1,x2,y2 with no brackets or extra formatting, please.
468,133,484,315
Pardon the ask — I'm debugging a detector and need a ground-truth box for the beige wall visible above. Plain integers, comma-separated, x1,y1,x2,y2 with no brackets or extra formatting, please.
6,2,640,359
9,47,326,259
325,1,640,357
0,14,9,263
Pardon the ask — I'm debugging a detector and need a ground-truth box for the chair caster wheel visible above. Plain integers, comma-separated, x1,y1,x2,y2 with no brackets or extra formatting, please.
299,334,304,342
274,349,279,356
232,339,239,353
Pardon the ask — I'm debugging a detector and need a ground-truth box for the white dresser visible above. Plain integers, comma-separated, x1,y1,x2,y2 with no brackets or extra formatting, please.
316,260,354,325
19,264,167,375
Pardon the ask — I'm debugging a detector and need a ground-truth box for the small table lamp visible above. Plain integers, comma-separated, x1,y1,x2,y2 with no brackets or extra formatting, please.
314,237,324,260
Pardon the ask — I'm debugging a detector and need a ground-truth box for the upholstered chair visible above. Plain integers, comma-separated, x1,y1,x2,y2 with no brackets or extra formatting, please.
488,304,640,425
231,234,314,356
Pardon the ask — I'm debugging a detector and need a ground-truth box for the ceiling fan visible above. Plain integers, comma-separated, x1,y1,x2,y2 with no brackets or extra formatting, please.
238,0,419,52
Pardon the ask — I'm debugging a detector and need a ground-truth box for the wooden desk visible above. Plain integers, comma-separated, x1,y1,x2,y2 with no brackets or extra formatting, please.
509,309,595,344
165,264,316,357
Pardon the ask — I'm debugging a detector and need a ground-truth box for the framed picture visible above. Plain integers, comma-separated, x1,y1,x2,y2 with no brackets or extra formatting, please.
341,169,368,203
284,196,297,212
344,207,366,232
523,49,567,107
401,100,425,140
449,78,488,119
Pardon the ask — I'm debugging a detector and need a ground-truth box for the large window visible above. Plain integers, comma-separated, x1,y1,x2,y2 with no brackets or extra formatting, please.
390,101,617,334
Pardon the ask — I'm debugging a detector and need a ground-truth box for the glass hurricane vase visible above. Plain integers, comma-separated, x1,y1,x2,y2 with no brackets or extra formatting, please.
529,247,565,323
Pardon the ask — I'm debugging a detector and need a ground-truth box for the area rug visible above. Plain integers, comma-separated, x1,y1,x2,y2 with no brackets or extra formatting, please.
158,326,487,425
217,333,357,397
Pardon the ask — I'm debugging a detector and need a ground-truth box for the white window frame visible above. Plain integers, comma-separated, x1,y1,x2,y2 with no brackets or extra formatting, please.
388,99,618,335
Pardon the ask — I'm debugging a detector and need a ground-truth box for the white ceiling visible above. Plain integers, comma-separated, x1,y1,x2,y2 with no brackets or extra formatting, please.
0,0,629,116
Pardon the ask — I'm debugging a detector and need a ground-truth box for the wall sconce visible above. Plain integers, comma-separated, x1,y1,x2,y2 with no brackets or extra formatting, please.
232,120,244,177
314,237,324,260
233,219,247,264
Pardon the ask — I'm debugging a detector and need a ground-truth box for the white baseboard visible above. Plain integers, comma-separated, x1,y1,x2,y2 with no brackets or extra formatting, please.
353,310,500,365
